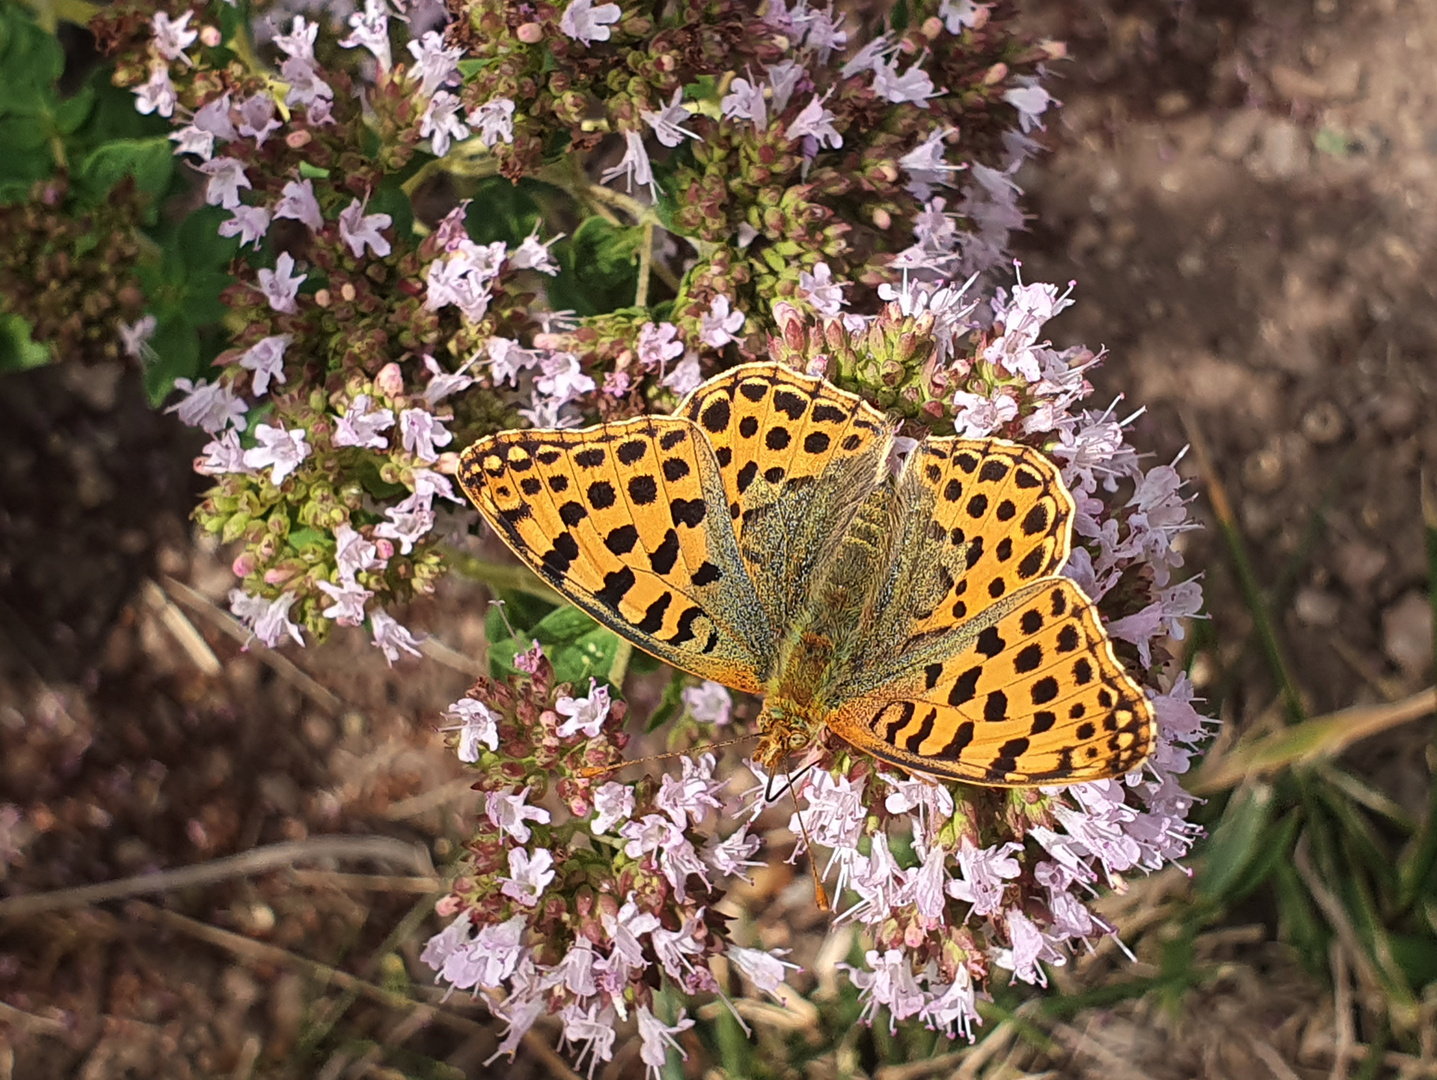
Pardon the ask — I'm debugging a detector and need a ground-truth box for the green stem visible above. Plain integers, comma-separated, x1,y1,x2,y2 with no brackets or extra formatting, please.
634,218,655,309
444,549,560,601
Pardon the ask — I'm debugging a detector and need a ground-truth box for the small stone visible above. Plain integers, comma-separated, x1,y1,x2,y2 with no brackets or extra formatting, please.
1157,90,1191,116
1373,393,1418,435
1334,541,1388,591
1247,118,1309,180
1213,109,1265,160
1300,401,1346,445
1382,591,1433,678
1242,446,1286,494
1294,587,1341,628
1271,63,1329,101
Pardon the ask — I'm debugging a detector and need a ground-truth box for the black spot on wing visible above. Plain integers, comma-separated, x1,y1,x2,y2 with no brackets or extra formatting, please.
903,708,937,753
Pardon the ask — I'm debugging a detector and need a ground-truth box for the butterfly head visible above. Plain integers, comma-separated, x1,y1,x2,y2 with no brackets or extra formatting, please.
752,699,826,773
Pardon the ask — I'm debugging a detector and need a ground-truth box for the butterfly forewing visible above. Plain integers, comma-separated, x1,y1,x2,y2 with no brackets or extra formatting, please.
827,578,1155,785
676,362,891,630
457,415,771,692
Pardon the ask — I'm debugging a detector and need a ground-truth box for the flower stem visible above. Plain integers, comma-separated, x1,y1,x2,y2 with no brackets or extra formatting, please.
634,218,655,308
444,549,560,601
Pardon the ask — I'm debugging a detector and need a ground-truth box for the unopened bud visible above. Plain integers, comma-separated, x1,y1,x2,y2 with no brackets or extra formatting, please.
921,16,943,38
340,282,356,302
200,25,221,46
872,207,892,230
314,288,332,307
285,129,312,149
375,361,404,397
982,62,1008,85
516,21,543,42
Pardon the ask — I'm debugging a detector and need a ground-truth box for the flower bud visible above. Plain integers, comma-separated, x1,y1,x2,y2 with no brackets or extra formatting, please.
375,362,404,397
286,130,313,149
517,21,543,42
200,25,221,46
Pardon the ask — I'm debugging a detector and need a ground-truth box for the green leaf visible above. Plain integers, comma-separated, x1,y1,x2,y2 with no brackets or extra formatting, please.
0,312,52,373
76,137,174,215
1196,783,1275,902
552,216,642,315
144,313,201,405
488,603,620,686
299,161,332,179
53,82,95,134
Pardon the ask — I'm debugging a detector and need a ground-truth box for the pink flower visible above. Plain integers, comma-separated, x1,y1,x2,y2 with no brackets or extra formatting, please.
872,56,939,105
655,754,724,828
946,839,1022,917
699,296,745,348
274,179,324,232
133,64,177,117
237,334,290,397
785,94,842,150
198,157,250,209
798,262,846,315
728,945,799,997
273,16,318,62
559,0,620,45
333,523,384,580
150,11,197,63
661,353,702,395
399,408,453,462
217,205,271,248
316,578,371,625
338,197,393,258
535,352,596,404
229,589,304,648
242,423,310,484
420,91,469,157
1003,81,1054,133
195,430,251,475
600,130,657,200
500,848,555,907
166,377,248,432
509,228,559,274
441,696,500,761
420,354,476,405
256,252,306,313
487,787,551,844
375,492,435,553
555,678,611,738
720,77,766,130
339,0,392,71
682,680,732,725
589,782,634,834
636,1006,695,1080
767,59,804,112
407,30,463,96
118,314,157,359
236,94,282,146
636,322,684,369
641,87,698,148
333,394,395,449
370,610,424,665
559,1003,617,1079
471,97,516,147
843,949,926,1031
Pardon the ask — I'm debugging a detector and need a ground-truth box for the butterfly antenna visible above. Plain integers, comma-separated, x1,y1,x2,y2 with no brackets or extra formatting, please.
576,733,759,780
786,767,830,913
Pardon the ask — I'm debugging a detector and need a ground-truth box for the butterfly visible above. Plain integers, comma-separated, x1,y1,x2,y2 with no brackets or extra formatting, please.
457,361,1154,786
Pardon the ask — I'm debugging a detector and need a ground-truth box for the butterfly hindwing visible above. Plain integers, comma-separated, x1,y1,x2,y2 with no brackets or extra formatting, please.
879,437,1074,653
827,578,1155,785
457,415,771,692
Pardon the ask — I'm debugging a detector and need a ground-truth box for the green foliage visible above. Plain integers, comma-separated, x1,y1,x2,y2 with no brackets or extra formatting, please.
0,311,51,372
486,598,622,687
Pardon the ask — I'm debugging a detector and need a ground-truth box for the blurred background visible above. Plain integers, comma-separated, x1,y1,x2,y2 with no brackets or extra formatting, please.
1,0,1434,1076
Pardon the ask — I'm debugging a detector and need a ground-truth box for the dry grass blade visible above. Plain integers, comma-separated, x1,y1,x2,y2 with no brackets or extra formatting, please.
141,579,222,675
1189,687,1437,794
0,836,435,918
161,574,342,714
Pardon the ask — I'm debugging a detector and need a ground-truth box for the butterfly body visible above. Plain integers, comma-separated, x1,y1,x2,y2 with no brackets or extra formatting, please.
458,361,1155,787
